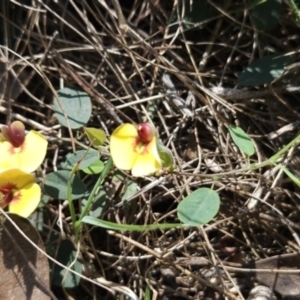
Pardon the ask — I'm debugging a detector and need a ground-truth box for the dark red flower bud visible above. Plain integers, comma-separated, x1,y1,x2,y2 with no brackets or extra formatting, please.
1,121,25,147
137,123,155,143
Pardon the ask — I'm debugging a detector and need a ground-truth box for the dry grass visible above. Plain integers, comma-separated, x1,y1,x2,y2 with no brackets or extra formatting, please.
1,1,300,299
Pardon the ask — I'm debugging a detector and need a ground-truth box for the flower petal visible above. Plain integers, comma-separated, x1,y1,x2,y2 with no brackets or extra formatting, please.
0,141,16,171
0,130,47,173
112,123,139,138
0,169,35,189
9,182,41,218
110,124,139,170
19,131,48,172
131,137,162,177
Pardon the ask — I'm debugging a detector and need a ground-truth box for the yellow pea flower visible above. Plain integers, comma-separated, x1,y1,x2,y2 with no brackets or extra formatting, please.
0,121,48,173
110,123,162,177
0,169,41,218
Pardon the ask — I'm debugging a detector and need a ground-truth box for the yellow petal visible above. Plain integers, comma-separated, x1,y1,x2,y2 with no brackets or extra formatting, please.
17,131,48,173
112,123,139,138
9,182,41,218
0,169,35,189
0,141,16,171
131,137,162,177
110,124,139,170
0,131,48,173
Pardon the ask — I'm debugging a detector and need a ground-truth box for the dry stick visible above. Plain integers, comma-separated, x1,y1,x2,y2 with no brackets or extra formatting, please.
209,86,300,100
113,9,235,117
51,50,132,125
108,230,240,300
161,73,193,117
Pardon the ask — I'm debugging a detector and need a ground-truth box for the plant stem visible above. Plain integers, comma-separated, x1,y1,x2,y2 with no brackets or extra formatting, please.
74,157,113,241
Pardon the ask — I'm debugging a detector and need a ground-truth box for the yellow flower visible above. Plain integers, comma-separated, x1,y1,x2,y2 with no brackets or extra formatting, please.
0,169,41,218
0,121,48,173
110,123,162,176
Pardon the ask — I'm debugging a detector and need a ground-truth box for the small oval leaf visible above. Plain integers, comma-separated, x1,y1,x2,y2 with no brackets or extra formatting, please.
64,149,100,170
250,0,282,31
177,188,220,225
52,239,83,288
54,87,92,129
229,126,255,156
238,54,294,86
82,160,104,175
82,187,106,218
84,127,106,147
44,170,86,200
122,181,139,201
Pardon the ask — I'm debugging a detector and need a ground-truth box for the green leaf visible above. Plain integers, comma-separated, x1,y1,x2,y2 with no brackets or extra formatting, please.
64,149,100,170
229,126,255,156
280,165,300,188
144,286,151,300
52,239,83,288
82,187,106,218
287,0,300,24
250,0,282,31
82,160,104,175
112,170,125,181
157,141,174,168
54,87,92,129
177,188,220,225
238,54,294,86
84,127,106,147
182,0,217,30
247,0,268,10
44,170,86,200
122,181,139,201
81,216,184,231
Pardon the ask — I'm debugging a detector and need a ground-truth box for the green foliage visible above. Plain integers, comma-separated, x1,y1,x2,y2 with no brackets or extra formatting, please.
181,1,217,30
177,188,220,226
63,149,100,170
44,170,86,200
229,126,255,156
81,216,184,231
122,181,139,201
82,187,106,218
52,239,83,288
84,127,106,147
144,286,151,300
280,165,300,188
82,160,104,174
157,140,174,168
250,0,282,31
54,87,92,129
238,54,294,86
287,0,300,24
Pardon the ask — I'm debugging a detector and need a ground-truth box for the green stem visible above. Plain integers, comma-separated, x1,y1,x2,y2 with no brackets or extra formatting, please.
67,168,78,234
268,131,300,163
74,157,113,240
287,0,300,24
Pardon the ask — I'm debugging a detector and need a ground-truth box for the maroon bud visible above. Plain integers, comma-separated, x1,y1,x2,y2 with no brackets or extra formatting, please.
137,123,155,143
1,121,26,147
